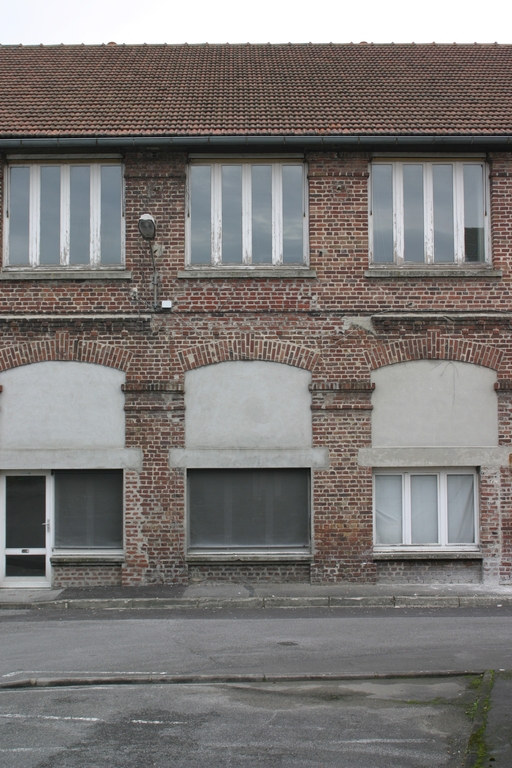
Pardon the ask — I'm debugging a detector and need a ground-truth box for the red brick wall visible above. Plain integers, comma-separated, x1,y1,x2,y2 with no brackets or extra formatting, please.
1,149,512,587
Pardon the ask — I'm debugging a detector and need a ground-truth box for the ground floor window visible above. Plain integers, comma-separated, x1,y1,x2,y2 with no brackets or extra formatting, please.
374,469,477,550
188,468,310,550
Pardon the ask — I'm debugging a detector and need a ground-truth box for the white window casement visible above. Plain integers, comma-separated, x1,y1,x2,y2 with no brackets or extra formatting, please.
0,470,123,587
370,161,490,266
186,160,309,269
373,469,479,553
4,162,124,269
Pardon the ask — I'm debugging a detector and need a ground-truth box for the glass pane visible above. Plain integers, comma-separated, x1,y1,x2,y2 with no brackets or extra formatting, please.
9,167,30,265
448,475,475,544
222,165,243,263
411,475,438,544
6,555,45,578
374,475,402,545
403,165,424,263
282,166,303,264
464,165,485,262
372,165,393,262
190,166,211,264
251,165,272,263
70,166,91,264
433,165,454,263
55,470,123,548
189,469,310,548
40,167,61,265
100,166,122,264
6,476,46,548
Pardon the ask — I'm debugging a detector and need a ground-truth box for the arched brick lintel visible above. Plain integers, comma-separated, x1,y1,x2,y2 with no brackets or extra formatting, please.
0,332,132,373
178,337,320,372
366,336,503,372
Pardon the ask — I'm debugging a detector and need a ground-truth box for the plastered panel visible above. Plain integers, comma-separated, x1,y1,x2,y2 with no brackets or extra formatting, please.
371,360,498,447
0,362,125,449
185,361,312,449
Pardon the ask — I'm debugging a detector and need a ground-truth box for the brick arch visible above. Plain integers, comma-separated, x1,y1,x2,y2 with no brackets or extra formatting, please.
366,334,503,372
178,335,320,372
0,332,132,373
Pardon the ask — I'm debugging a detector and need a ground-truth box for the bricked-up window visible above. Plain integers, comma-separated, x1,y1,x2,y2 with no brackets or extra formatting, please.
54,470,123,549
374,470,478,550
187,161,308,266
188,469,310,549
5,163,124,268
370,161,489,265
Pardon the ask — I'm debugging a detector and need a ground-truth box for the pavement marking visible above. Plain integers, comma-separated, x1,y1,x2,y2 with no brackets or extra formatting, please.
0,713,100,722
2,670,169,678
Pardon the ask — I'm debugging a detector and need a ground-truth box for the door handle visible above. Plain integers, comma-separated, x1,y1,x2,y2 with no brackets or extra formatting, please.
42,519,50,532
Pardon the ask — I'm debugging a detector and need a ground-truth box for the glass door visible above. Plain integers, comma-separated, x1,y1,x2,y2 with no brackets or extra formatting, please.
1,473,51,587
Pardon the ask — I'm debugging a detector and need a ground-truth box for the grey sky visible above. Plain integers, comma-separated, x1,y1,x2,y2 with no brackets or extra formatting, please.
1,0,510,46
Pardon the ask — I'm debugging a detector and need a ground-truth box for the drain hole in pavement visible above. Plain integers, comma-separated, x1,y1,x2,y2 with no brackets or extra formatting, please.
277,641,299,646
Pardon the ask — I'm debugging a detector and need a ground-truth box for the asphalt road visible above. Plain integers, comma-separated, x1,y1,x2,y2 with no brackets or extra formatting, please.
1,607,510,767
1,606,511,681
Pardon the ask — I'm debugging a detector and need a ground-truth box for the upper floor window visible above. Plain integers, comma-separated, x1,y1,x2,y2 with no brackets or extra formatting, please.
370,161,489,265
5,163,124,268
187,161,308,267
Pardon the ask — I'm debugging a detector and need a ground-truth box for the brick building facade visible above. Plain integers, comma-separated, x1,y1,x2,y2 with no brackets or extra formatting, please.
1,43,512,588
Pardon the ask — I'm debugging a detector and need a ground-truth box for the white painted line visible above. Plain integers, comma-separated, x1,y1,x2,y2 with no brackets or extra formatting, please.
2,670,169,678
0,713,100,722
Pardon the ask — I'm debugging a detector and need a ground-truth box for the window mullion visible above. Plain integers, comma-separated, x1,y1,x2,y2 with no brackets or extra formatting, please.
394,163,404,265
242,164,252,265
212,165,222,265
424,164,434,264
90,165,100,267
30,166,40,267
302,162,309,265
453,163,465,264
403,472,411,545
272,164,283,266
60,166,70,266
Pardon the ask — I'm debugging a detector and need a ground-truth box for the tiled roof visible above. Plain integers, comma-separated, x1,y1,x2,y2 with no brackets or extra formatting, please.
0,43,511,138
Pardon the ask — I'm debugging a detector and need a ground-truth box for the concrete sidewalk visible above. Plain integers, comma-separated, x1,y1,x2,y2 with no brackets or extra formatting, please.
2,581,512,610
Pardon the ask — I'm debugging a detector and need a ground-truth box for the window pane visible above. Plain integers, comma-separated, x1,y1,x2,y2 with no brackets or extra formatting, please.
190,166,212,264
189,469,310,548
9,167,30,265
6,555,46,577
70,166,91,264
464,165,485,263
372,165,393,263
40,167,61,265
100,166,122,264
282,166,303,264
403,165,424,263
433,165,455,263
222,165,243,263
6,476,46,548
375,475,402,545
447,475,475,544
411,475,438,543
251,165,272,263
54,470,123,548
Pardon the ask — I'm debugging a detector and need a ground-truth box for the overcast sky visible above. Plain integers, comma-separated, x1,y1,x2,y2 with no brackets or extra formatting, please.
1,0,510,46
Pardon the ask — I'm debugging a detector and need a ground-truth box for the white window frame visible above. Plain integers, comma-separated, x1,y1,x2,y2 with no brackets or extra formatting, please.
4,160,125,269
373,468,479,553
0,470,124,586
369,160,490,266
185,159,309,267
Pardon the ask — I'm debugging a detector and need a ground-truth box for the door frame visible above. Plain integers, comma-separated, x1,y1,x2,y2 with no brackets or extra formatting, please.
0,470,53,588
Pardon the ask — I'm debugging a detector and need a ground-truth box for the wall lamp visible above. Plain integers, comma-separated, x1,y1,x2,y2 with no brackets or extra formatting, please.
138,213,156,240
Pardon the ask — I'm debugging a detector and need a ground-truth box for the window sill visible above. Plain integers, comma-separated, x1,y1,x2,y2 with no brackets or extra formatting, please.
178,267,316,279
365,266,501,279
0,269,132,281
51,553,125,565
373,549,483,560
186,550,313,563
